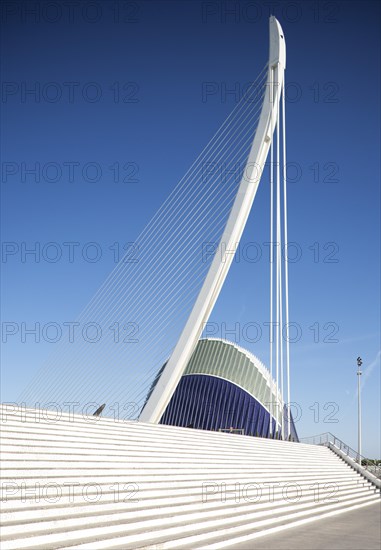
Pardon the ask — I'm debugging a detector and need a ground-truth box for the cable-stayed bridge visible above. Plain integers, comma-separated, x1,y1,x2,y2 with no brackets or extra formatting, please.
1,17,379,549
18,17,290,439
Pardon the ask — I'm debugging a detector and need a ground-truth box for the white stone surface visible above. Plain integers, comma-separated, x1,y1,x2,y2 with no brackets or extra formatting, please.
0,405,379,549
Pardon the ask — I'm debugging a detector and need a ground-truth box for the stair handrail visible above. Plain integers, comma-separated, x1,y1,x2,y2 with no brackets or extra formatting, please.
300,432,381,480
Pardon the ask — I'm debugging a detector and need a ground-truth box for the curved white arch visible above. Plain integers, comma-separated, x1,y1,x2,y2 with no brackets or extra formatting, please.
140,17,286,423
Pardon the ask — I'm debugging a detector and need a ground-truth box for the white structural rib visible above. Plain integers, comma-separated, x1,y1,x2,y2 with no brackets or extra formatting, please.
140,17,286,424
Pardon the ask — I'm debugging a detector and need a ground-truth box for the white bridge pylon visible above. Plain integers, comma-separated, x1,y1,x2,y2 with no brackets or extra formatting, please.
140,17,289,429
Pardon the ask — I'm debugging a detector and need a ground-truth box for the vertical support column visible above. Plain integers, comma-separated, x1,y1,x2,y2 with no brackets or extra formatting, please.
282,79,291,441
275,61,281,439
268,66,274,438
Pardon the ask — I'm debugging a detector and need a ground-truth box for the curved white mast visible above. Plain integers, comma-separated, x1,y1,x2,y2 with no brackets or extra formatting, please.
140,17,286,424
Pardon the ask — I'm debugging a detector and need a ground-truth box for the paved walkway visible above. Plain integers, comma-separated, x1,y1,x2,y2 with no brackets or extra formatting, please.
231,501,381,549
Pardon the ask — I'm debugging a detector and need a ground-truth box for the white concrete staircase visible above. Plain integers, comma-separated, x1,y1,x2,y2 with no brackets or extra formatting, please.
0,405,379,549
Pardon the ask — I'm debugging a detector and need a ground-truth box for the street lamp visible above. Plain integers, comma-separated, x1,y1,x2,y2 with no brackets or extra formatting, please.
357,356,362,465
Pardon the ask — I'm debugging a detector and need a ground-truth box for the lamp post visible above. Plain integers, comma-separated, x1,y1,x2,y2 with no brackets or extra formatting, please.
357,356,362,465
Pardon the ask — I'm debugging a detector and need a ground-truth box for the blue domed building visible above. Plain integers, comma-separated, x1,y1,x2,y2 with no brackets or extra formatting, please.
146,338,298,440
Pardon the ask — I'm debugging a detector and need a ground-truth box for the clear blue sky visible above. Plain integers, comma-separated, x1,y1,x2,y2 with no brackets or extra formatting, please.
1,1,380,456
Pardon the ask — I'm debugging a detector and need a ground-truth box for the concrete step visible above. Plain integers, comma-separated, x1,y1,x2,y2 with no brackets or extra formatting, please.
1,474,370,508
159,497,380,550
0,428,330,456
1,472,362,489
1,486,376,543
0,426,334,449
1,482,374,526
0,451,347,465
4,493,377,550
1,406,378,550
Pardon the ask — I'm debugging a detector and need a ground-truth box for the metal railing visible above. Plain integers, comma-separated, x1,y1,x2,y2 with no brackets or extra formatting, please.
300,432,381,480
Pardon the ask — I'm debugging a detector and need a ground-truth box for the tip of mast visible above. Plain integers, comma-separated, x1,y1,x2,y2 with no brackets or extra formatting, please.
269,16,286,69
270,15,284,36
